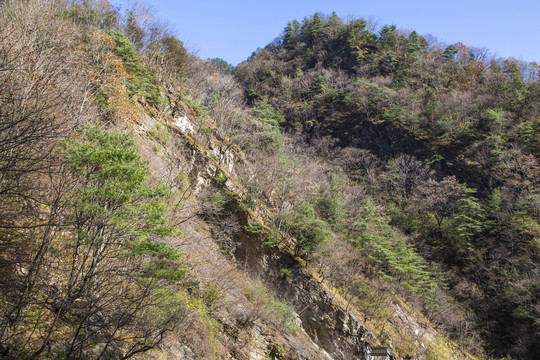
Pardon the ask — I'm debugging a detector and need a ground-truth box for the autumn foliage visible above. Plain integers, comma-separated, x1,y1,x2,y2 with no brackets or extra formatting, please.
86,30,144,123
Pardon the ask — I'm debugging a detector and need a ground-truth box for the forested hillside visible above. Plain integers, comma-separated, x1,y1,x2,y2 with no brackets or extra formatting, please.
234,12,540,359
0,1,538,360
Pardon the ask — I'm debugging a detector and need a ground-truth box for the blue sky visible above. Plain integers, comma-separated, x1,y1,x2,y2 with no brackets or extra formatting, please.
115,0,540,65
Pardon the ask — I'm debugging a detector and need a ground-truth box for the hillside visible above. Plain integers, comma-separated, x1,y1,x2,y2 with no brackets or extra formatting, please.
0,1,538,360
234,12,540,359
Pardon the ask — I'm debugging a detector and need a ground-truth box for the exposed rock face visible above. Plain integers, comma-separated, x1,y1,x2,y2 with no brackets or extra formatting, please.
175,116,196,134
232,208,370,360
159,119,374,358
139,109,473,360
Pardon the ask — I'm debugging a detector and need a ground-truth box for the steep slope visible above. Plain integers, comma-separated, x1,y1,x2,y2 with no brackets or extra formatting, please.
138,89,475,359
1,1,538,360
234,12,540,359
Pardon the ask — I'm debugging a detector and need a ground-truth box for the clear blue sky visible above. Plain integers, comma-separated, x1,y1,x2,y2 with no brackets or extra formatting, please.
115,0,540,66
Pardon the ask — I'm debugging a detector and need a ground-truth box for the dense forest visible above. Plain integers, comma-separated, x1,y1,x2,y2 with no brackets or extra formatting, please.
0,1,538,359
234,12,540,358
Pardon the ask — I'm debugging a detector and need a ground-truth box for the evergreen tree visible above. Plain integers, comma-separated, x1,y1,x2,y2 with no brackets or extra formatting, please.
283,21,295,48
443,44,458,61
309,13,324,36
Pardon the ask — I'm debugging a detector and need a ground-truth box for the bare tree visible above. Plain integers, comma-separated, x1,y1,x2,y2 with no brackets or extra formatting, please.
383,154,432,208
412,176,461,233
0,0,96,344
0,0,93,197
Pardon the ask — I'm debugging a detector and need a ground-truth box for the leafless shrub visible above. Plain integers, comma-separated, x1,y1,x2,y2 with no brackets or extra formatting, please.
0,0,95,196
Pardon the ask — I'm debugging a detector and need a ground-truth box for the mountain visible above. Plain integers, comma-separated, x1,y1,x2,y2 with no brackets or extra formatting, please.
235,12,540,359
0,1,538,359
